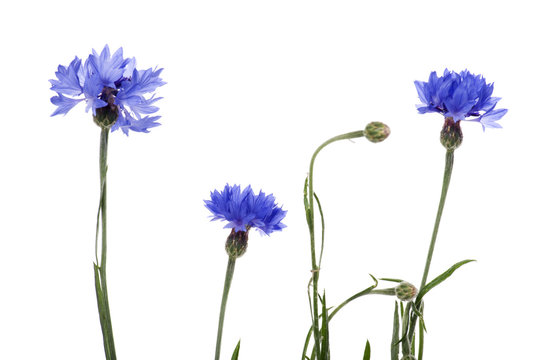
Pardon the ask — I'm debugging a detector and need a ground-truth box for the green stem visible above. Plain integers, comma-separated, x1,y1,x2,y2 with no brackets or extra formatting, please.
419,150,455,289
408,150,455,348
215,256,237,360
307,130,364,359
94,128,116,360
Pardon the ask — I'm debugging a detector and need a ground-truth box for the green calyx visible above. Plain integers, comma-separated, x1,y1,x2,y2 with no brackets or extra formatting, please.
93,87,119,129
364,122,391,143
395,281,418,302
225,229,249,258
440,117,463,150
93,105,119,130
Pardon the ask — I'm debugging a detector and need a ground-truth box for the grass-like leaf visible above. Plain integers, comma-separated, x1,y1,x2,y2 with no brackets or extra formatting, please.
362,340,371,360
391,301,400,360
303,177,313,226
313,192,325,268
231,340,240,360
379,277,404,283
320,293,330,360
416,259,475,305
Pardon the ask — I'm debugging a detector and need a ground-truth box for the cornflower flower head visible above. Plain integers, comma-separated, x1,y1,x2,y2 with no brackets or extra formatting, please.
205,184,286,258
414,69,507,131
205,184,287,234
50,45,166,135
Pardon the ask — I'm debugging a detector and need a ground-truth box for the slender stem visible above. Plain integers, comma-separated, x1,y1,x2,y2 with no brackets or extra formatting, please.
420,150,454,289
94,128,117,360
307,130,364,359
407,150,455,348
215,257,237,360
418,303,425,360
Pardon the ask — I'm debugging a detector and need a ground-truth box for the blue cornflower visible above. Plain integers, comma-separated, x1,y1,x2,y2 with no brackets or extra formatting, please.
50,45,166,135
205,184,287,235
415,69,507,131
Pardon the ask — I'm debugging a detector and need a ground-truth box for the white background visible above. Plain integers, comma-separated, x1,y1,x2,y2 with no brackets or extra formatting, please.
1,1,539,359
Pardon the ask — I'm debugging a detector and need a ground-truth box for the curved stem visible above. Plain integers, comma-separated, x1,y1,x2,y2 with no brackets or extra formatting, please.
214,257,237,360
408,150,455,347
307,130,364,359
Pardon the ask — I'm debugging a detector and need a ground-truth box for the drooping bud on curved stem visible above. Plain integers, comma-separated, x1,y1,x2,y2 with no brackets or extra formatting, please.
440,117,463,150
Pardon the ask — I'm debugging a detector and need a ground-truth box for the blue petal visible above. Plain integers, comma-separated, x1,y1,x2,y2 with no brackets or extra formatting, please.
50,57,83,96
122,95,162,118
415,69,506,128
50,93,83,116
128,115,161,133
204,184,286,234
479,108,507,131
83,74,107,115
414,80,429,105
86,45,126,88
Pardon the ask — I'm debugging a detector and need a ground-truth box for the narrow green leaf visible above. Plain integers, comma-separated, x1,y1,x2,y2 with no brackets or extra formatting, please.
303,177,313,226
362,340,371,360
231,340,241,360
411,332,416,356
301,326,312,360
379,277,404,283
411,303,427,333
416,259,475,304
313,192,325,267
320,293,330,360
391,301,399,360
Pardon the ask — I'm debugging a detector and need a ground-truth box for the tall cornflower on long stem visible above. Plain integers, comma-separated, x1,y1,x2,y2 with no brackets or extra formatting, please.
205,184,286,360
50,45,165,359
404,69,507,359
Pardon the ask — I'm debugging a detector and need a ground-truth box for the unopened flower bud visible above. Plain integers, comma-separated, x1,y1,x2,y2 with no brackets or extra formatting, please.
401,356,416,360
364,122,390,143
225,229,249,259
440,117,463,150
395,281,418,302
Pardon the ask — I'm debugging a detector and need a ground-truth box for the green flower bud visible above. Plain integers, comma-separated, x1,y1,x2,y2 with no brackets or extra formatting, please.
93,87,119,129
225,229,249,259
395,281,418,302
440,117,463,150
364,122,391,143
401,356,416,360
